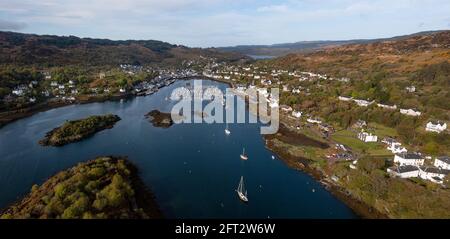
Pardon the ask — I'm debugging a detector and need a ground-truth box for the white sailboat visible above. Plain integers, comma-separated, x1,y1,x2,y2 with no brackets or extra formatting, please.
236,176,248,202
225,124,231,135
240,148,248,160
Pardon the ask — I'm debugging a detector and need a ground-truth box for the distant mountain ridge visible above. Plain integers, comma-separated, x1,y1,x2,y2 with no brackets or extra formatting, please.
271,30,450,78
219,30,448,57
0,31,247,66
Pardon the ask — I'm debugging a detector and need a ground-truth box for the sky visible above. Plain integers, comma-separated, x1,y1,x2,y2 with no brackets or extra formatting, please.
0,0,449,47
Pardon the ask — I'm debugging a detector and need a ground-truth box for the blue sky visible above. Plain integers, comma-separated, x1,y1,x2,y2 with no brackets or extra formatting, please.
0,0,449,47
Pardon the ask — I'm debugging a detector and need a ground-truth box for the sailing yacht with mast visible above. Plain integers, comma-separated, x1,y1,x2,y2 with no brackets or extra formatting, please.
236,176,248,202
225,124,231,135
240,148,248,160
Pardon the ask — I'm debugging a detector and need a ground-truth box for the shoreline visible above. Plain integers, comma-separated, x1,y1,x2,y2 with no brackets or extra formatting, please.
263,126,389,219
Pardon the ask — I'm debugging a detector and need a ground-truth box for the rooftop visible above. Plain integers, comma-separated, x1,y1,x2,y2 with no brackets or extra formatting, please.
437,156,450,164
389,165,419,173
396,153,423,160
419,166,450,175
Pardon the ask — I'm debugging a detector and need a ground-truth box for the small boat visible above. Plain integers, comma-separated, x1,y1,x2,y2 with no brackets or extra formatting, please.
240,148,248,160
236,176,248,202
225,124,231,135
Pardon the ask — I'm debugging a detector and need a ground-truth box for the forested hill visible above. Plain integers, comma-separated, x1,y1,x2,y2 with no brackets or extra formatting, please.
0,31,247,66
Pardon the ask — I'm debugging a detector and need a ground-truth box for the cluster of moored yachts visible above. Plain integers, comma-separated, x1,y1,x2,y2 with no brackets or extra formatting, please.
224,126,249,203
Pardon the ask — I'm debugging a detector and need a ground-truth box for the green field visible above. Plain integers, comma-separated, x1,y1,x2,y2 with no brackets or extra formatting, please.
369,122,398,138
331,129,392,156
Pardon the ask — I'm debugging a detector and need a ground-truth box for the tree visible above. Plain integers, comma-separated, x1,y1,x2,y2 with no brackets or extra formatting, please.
358,157,386,173
54,183,67,199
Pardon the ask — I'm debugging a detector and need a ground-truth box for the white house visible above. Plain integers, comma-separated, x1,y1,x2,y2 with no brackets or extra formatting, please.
400,109,421,117
292,111,302,118
354,99,374,107
377,103,397,110
12,89,24,96
292,88,301,94
418,166,450,184
387,165,420,178
280,105,293,113
425,121,447,133
307,118,322,124
434,156,450,170
353,120,367,128
119,88,126,93
394,153,424,166
405,86,416,93
382,138,397,146
382,138,406,153
389,145,408,154
357,131,378,142
338,96,352,102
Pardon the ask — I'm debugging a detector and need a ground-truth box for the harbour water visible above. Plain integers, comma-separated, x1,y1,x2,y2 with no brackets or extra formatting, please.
0,79,356,218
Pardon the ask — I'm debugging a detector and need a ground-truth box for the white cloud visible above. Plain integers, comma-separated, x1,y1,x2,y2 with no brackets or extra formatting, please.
257,5,289,13
0,0,449,46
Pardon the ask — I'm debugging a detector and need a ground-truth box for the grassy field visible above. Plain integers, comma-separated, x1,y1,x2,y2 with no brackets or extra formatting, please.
331,129,392,156
369,123,398,138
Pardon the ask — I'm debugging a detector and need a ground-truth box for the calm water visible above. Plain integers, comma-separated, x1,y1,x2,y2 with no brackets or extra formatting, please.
0,79,356,218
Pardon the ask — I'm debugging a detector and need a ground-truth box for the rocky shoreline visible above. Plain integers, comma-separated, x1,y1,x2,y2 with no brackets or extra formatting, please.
263,125,388,219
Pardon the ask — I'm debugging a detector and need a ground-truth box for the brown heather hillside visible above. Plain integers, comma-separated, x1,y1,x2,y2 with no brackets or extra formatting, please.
0,31,248,67
273,31,450,78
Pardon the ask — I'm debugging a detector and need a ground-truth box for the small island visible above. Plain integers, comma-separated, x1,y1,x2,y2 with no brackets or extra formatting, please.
145,110,174,128
0,156,162,219
39,114,121,146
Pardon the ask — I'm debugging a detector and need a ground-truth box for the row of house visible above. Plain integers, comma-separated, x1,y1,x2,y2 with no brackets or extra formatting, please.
338,95,423,117
388,154,450,184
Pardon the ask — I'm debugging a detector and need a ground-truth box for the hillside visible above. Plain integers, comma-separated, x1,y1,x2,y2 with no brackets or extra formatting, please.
220,31,446,57
262,30,450,155
272,31,450,77
0,31,247,66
